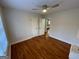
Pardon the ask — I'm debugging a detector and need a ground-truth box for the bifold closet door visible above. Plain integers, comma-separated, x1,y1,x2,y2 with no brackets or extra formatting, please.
38,18,45,35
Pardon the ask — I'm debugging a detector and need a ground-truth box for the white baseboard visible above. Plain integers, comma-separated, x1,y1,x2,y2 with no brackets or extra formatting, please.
11,35,39,45
49,34,71,44
11,34,71,45
49,35,65,42
49,35,79,47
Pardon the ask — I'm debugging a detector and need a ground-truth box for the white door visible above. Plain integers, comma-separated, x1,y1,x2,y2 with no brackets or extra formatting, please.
38,18,45,35
32,16,39,36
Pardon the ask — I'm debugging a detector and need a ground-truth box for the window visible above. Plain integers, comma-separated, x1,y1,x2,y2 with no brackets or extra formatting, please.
0,16,8,56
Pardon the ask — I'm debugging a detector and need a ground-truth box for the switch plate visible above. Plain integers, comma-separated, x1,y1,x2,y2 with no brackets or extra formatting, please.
77,30,79,39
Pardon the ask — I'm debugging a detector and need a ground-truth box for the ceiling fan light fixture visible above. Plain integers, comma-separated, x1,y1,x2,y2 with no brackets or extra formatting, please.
42,9,47,13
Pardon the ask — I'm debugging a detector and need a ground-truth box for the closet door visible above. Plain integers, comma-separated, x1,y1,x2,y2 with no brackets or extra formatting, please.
38,18,45,35
32,16,39,36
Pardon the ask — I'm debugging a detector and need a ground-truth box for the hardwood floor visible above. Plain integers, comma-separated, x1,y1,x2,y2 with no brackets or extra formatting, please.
11,35,71,59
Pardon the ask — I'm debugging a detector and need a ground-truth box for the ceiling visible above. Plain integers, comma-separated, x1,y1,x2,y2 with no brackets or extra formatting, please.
0,0,79,14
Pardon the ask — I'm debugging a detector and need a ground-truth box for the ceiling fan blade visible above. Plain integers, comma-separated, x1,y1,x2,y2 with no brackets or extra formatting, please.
52,4,59,8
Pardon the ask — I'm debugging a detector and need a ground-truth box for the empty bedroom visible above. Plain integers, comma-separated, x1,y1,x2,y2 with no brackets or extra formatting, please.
0,0,79,59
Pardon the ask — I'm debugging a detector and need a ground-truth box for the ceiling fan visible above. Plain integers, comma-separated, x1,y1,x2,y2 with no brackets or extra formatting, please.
32,3,60,13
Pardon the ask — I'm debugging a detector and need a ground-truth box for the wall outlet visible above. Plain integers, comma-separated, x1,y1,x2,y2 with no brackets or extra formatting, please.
77,30,79,39
71,45,79,53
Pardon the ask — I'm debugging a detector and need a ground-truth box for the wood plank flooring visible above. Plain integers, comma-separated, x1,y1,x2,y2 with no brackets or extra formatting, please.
11,35,71,59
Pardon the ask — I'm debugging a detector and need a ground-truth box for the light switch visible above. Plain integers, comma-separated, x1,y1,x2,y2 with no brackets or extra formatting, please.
77,30,79,39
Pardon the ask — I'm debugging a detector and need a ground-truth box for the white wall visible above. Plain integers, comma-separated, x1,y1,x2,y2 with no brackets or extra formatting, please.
3,8,39,44
48,8,79,46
